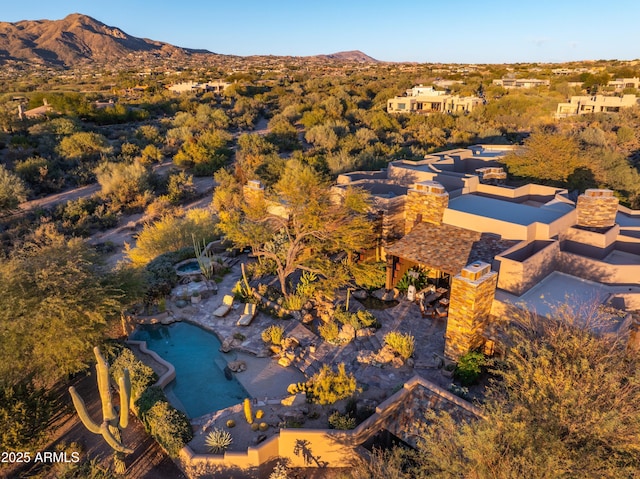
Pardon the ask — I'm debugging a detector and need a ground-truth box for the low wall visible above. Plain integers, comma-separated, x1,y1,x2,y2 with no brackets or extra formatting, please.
178,376,482,477
558,251,640,284
126,339,176,388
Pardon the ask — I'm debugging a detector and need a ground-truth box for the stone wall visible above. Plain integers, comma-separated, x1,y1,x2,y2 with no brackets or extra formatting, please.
576,189,619,229
405,181,449,233
445,262,498,360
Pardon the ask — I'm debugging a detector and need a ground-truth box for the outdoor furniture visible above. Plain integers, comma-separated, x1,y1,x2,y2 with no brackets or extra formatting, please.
423,307,436,318
436,306,448,318
236,303,257,326
436,287,448,295
213,295,234,317
439,297,450,307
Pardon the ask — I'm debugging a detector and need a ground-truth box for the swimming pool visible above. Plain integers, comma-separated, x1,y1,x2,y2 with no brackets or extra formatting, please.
131,322,249,418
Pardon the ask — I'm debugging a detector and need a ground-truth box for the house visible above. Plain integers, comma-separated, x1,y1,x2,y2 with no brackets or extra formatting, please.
492,78,550,89
607,77,640,91
18,99,53,120
555,94,638,118
334,145,640,360
167,80,231,94
387,85,482,114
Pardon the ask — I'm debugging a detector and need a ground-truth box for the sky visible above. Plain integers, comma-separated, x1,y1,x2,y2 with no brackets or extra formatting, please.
3,0,640,64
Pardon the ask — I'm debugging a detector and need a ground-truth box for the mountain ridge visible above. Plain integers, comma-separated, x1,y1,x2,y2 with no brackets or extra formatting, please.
0,14,378,68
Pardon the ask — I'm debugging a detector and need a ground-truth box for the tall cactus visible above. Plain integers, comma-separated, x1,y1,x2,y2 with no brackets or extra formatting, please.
69,347,133,472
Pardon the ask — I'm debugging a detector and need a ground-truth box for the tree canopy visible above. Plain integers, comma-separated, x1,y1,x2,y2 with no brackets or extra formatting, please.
214,160,375,296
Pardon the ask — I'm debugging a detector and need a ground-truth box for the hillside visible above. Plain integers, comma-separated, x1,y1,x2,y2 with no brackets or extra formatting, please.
0,13,209,68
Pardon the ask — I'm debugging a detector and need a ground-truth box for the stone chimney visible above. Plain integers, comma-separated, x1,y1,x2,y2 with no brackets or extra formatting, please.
576,189,618,229
445,261,497,361
242,179,265,204
404,180,448,234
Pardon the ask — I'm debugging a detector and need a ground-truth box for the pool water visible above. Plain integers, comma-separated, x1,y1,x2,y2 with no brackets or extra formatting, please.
131,322,249,418
176,260,201,273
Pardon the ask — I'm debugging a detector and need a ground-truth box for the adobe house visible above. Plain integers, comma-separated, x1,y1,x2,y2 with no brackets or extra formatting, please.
334,146,640,360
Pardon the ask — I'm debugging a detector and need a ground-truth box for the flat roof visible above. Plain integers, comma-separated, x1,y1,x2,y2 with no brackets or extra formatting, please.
519,272,609,318
448,195,573,226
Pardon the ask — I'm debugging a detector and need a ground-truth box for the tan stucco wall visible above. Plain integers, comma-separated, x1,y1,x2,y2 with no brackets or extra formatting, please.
557,251,640,284
494,241,560,296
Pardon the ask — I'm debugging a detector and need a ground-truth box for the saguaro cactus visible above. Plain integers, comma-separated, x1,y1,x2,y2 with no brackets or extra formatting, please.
69,347,133,472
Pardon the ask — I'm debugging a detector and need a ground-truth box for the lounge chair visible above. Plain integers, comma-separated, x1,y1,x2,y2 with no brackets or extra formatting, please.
435,306,448,318
213,295,234,317
236,303,257,326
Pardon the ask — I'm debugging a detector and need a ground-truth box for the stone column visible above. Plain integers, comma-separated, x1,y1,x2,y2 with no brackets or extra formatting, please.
243,179,265,205
404,181,448,234
576,189,618,229
444,261,497,361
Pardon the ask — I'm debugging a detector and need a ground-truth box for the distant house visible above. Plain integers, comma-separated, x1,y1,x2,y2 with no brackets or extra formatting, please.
492,77,550,89
607,77,640,91
555,94,639,118
167,80,230,94
387,85,482,114
18,99,53,120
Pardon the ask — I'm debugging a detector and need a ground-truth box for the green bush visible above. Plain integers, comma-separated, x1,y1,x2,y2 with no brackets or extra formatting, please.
261,325,285,345
110,348,158,401
140,399,193,457
395,266,430,293
144,247,193,300
0,379,53,450
334,308,377,330
308,363,358,405
318,320,340,343
328,411,356,430
384,331,415,360
282,293,304,311
454,351,486,386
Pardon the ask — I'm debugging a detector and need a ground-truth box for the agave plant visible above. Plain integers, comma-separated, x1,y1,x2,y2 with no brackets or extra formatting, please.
205,428,233,454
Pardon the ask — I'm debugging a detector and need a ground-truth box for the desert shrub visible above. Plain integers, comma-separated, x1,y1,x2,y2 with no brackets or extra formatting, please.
226,419,236,428
166,171,196,204
318,320,340,343
328,411,356,430
308,363,358,405
269,462,292,479
261,325,285,345
205,428,232,454
282,293,304,311
295,271,318,299
259,422,269,431
143,248,193,300
454,351,486,386
334,308,377,330
140,398,192,457
126,208,216,265
395,266,430,293
0,379,53,450
384,331,415,360
110,348,158,401
95,161,154,210
256,409,264,419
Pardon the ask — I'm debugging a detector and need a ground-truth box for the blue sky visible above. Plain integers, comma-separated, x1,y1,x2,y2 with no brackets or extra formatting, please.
3,1,640,63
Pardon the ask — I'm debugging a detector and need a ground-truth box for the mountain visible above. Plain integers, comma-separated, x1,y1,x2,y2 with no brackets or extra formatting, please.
0,13,210,68
313,50,379,63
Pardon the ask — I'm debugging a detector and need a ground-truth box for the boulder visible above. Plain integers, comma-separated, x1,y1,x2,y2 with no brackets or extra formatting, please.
278,356,292,367
352,289,368,300
281,393,307,407
338,324,356,342
302,313,314,324
391,357,404,368
227,360,247,373
373,345,396,364
356,327,375,338
281,337,300,350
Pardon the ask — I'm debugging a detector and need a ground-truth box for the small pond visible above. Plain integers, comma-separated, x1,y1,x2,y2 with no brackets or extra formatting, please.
131,322,249,418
